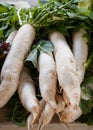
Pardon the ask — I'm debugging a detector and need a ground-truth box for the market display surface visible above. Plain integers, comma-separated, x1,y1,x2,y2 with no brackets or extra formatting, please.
0,0,93,130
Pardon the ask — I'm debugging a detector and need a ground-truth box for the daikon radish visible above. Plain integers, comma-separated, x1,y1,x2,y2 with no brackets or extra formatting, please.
0,24,35,108
49,31,81,123
49,31,81,108
27,114,33,130
73,28,88,83
58,29,88,123
0,30,17,82
38,51,57,109
59,89,82,123
58,28,88,123
38,93,66,129
59,105,82,123
6,30,17,45
18,66,39,123
27,99,45,130
38,102,55,130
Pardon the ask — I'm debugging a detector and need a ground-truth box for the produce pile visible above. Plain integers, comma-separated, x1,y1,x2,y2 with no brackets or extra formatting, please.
0,0,93,129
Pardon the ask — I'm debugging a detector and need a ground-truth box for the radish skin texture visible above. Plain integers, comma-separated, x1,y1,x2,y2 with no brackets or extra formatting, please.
0,24,35,108
18,67,40,123
38,52,57,109
0,31,17,82
60,29,88,123
27,114,33,130
73,29,88,83
6,30,18,45
59,105,82,123
49,31,81,108
49,31,81,123
36,99,46,121
38,94,65,129
39,102,55,130
27,99,45,130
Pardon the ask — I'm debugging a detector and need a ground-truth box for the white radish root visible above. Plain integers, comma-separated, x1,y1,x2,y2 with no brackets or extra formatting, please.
49,31,81,108
38,102,55,130
18,66,40,125
27,99,46,130
59,105,82,123
27,114,34,130
6,30,17,45
0,24,35,108
0,31,17,82
55,28,88,123
38,52,57,109
73,28,88,83
49,31,81,123
38,94,66,130
60,28,88,123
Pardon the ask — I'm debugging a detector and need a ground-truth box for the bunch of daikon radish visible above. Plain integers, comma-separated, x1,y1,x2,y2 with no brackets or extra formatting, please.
0,22,88,130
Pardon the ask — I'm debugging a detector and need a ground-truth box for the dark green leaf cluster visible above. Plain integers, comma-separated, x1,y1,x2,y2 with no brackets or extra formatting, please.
0,3,19,39
0,0,93,40
78,76,93,125
6,92,28,126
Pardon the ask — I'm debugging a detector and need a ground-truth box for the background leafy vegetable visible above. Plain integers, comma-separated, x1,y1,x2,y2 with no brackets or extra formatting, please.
78,75,93,124
0,3,19,39
0,0,93,40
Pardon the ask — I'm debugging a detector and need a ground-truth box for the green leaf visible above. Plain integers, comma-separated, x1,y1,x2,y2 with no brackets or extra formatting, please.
79,99,93,115
81,86,93,100
0,30,3,38
78,0,92,10
81,77,93,100
82,76,93,85
0,3,9,13
78,8,90,16
25,40,54,68
89,11,93,20
38,0,49,4
67,12,77,18
77,110,93,125
5,27,15,38
0,24,8,31
0,24,8,38
40,40,54,53
87,116,93,125
85,55,93,68
12,111,26,127
26,49,39,68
